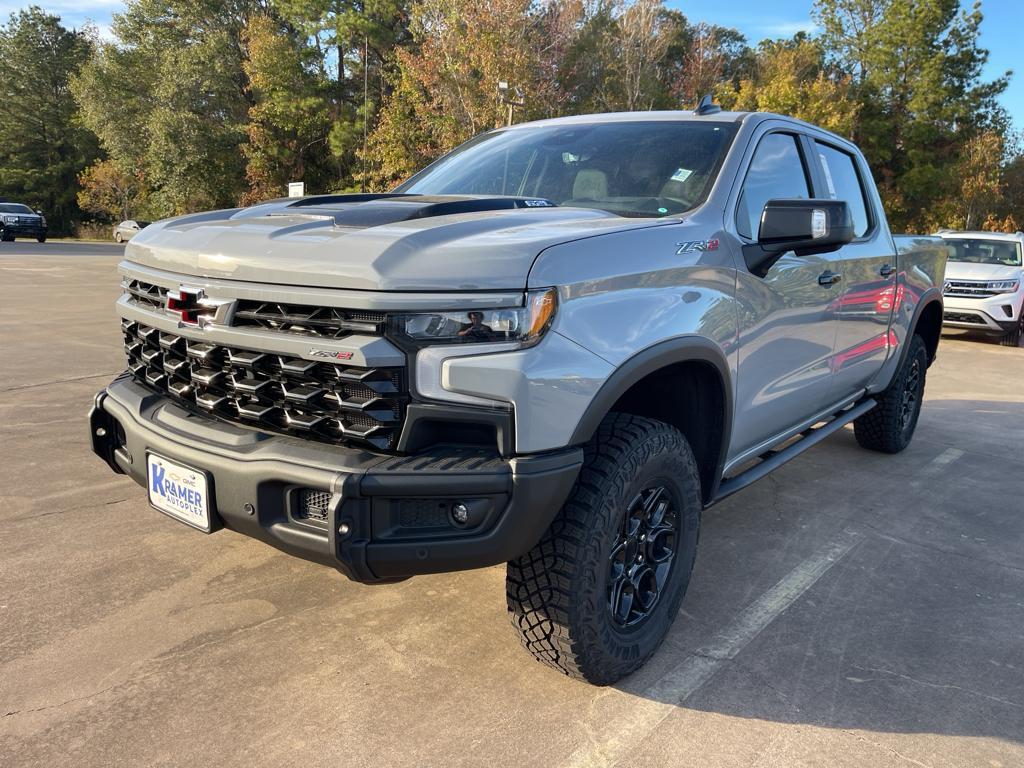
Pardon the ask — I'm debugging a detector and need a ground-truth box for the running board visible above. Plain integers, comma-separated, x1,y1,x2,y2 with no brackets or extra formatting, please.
710,398,877,506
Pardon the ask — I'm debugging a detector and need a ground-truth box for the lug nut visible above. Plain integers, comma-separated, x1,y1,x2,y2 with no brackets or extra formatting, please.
338,521,351,536
243,503,255,516
452,502,469,525
95,427,107,437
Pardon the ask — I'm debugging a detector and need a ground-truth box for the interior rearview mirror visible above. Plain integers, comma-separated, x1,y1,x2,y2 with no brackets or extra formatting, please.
744,199,855,275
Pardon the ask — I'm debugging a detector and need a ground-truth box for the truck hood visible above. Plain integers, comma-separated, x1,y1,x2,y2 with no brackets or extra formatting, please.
943,261,1021,282
125,195,675,291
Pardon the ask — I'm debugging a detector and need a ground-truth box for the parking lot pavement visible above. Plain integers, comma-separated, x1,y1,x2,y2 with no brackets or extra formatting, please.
0,240,125,258
2,252,1022,768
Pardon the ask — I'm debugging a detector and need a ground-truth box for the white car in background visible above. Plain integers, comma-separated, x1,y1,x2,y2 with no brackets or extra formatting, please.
937,230,1024,347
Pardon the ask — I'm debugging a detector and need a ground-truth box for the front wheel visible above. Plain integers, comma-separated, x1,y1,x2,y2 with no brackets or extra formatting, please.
115,233,123,243
36,235,46,243
999,316,1022,348
854,334,928,453
506,413,702,685
0,233,13,242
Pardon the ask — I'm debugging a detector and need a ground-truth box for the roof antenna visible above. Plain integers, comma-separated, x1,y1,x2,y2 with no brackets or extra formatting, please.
695,94,721,115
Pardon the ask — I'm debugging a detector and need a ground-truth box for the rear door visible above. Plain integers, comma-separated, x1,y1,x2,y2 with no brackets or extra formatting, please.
809,140,898,400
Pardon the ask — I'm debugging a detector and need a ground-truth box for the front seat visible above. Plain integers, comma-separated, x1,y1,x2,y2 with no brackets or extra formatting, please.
572,168,608,200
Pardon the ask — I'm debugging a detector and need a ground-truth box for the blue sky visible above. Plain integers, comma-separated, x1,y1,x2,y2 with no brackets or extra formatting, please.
4,0,1021,126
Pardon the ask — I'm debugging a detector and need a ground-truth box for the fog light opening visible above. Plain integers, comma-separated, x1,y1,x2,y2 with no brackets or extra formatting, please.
451,502,470,525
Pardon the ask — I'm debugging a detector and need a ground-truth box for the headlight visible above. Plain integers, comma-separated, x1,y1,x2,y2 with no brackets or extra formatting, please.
390,288,557,349
1,215,16,224
987,280,1019,292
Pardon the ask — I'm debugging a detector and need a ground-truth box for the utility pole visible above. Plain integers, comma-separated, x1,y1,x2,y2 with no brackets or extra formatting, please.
497,81,526,127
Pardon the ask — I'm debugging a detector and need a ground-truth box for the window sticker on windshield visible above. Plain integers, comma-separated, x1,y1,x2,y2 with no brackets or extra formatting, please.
670,168,693,182
819,153,837,198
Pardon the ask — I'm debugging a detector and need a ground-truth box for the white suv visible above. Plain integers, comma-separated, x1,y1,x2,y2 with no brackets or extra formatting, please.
936,230,1024,347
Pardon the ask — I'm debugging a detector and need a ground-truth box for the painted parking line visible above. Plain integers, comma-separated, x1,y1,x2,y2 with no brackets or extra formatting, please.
561,530,864,768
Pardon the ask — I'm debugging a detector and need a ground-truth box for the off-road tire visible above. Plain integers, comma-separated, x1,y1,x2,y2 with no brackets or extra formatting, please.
854,334,928,453
0,232,13,242
999,317,1022,348
506,413,702,685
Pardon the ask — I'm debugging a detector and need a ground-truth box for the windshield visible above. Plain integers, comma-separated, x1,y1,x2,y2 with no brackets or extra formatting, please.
0,203,33,214
946,238,1022,267
398,120,737,218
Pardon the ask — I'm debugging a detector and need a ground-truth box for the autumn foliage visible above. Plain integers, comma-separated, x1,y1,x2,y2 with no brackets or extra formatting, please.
1,0,1020,233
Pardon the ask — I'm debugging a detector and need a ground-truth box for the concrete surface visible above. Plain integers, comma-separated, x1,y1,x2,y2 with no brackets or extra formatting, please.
1,252,1022,768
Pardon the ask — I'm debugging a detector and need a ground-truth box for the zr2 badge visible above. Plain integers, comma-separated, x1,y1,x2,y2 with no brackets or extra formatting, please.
676,238,720,255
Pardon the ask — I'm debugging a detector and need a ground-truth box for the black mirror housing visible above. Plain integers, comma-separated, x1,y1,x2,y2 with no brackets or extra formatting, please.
758,198,855,255
743,198,855,276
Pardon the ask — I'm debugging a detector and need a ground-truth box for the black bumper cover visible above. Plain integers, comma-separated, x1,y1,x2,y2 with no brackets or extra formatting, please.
1,224,46,237
90,375,583,583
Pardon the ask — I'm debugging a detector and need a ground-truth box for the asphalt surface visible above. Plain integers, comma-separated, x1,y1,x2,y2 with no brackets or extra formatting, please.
1,240,124,258
2,251,1023,768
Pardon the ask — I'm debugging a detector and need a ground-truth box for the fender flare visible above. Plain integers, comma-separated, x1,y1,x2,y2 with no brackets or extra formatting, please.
899,287,944,369
569,336,734,499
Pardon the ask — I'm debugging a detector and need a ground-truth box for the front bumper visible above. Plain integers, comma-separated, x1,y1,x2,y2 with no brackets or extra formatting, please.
942,293,1022,334
90,375,582,582
1,224,46,238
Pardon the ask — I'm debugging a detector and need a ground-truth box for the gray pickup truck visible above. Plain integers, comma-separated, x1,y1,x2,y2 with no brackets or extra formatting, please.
90,106,947,684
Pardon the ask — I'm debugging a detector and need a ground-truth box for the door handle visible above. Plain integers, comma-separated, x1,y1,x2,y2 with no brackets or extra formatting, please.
879,263,896,278
818,270,843,287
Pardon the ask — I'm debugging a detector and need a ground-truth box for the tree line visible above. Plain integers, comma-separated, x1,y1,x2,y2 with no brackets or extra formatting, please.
0,0,1019,236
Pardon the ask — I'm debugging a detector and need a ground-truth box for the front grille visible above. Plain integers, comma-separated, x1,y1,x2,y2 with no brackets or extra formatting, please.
122,320,408,450
124,279,168,310
944,311,987,325
943,280,1001,299
232,301,385,339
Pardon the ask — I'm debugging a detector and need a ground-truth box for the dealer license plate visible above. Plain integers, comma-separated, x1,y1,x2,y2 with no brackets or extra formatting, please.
147,453,211,532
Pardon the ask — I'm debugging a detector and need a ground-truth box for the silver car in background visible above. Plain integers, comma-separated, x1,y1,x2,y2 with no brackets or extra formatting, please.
113,220,150,243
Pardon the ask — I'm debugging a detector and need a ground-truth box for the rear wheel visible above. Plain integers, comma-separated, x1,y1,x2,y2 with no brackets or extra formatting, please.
115,232,123,243
854,334,928,453
506,413,701,685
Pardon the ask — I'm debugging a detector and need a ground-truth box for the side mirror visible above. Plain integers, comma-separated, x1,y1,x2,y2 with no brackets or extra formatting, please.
744,199,855,275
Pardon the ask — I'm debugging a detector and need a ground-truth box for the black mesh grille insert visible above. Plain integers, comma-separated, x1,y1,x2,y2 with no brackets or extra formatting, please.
123,320,407,450
296,489,332,522
232,301,386,340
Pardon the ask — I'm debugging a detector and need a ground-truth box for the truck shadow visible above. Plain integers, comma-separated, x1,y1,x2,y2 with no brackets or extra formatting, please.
614,398,1024,746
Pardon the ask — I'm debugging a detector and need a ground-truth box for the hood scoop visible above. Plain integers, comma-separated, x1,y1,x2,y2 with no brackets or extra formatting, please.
267,193,558,228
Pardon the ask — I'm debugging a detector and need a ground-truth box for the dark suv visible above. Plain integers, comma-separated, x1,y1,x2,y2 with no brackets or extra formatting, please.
0,202,47,242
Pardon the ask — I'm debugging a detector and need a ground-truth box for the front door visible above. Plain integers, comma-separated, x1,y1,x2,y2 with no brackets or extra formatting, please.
728,131,839,462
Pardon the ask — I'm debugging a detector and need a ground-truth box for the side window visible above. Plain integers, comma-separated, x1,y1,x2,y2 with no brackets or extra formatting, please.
815,142,870,237
736,133,810,240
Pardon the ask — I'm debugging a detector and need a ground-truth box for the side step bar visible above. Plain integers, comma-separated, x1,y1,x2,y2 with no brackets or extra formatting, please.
710,398,877,506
